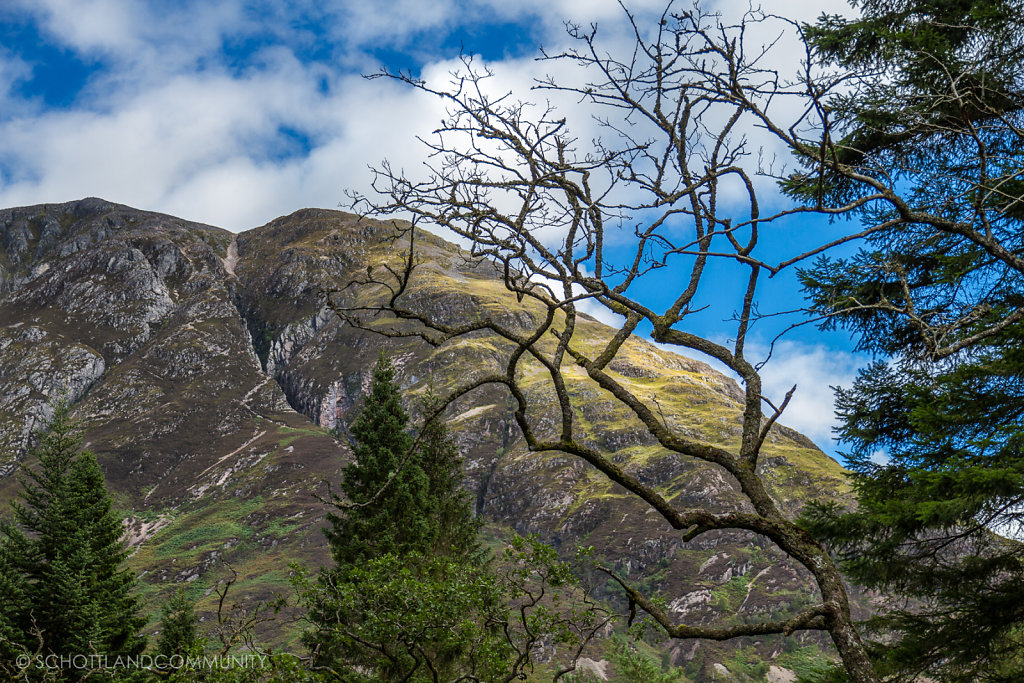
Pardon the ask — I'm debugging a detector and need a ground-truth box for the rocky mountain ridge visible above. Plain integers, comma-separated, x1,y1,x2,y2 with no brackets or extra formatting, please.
0,198,853,680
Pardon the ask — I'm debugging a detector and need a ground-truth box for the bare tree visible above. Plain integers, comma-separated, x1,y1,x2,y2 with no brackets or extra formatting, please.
334,4,887,681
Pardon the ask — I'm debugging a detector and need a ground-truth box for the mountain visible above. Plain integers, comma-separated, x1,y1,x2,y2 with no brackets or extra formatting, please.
0,198,854,679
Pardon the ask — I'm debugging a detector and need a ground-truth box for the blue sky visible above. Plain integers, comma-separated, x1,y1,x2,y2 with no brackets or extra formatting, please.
0,0,868,454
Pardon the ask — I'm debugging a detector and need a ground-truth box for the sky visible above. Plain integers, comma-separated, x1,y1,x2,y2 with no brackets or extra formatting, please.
0,0,872,457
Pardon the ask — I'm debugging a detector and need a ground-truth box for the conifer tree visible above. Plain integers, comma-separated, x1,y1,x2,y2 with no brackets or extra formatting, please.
308,354,434,676
303,356,607,680
0,542,27,664
417,388,481,561
323,354,432,567
796,1,1024,680
157,589,205,660
0,402,146,668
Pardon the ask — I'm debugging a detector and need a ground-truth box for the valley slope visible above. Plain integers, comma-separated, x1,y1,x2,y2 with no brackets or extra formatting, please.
0,198,855,680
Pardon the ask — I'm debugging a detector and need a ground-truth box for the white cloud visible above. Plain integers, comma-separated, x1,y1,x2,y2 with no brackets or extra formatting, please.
0,50,34,119
753,340,865,452
646,334,866,455
0,0,870,461
12,0,247,66
0,0,855,235
0,45,451,230
15,0,146,55
869,450,890,466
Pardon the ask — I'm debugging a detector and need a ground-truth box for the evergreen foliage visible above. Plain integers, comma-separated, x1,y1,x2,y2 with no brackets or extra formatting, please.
157,589,206,661
797,1,1024,680
802,346,1024,682
0,539,28,664
307,353,480,677
417,387,482,561
303,355,607,680
790,0,1024,208
0,402,146,676
323,355,430,566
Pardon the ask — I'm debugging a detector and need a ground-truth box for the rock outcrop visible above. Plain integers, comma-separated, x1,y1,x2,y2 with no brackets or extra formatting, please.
0,199,854,679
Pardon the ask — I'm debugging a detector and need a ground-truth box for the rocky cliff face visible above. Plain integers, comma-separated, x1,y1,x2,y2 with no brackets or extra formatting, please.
0,199,854,679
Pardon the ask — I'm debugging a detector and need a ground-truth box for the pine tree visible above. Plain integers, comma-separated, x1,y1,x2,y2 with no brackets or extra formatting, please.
0,402,146,668
789,0,1024,209
157,589,205,660
0,541,28,664
417,388,481,562
802,347,1024,682
307,354,433,675
796,1,1024,680
302,356,608,680
306,357,498,679
323,354,433,566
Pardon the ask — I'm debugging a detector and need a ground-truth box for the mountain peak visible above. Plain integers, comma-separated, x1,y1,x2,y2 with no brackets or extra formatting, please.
0,199,854,666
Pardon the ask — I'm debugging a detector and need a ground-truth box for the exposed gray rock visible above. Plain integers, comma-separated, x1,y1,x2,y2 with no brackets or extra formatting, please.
0,198,858,673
